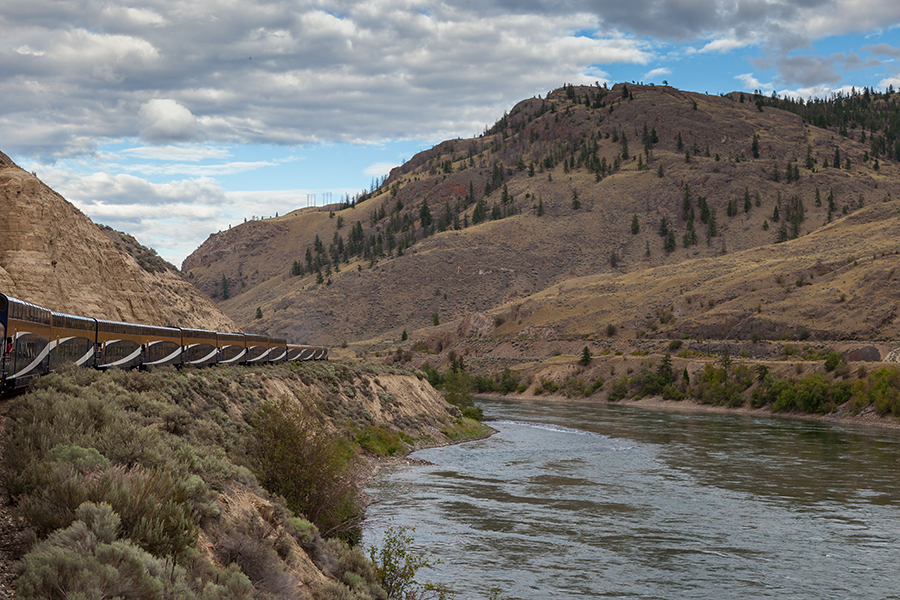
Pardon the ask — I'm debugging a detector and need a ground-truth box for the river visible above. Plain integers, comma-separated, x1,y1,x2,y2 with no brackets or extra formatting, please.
362,399,900,599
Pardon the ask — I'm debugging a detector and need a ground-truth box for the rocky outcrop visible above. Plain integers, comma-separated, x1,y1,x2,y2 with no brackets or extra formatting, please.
457,312,495,338
0,154,235,330
844,346,882,362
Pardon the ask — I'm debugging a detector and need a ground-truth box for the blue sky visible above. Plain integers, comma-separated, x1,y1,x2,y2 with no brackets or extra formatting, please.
2,0,899,266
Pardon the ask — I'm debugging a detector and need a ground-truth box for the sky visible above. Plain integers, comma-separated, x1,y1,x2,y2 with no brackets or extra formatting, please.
2,0,899,267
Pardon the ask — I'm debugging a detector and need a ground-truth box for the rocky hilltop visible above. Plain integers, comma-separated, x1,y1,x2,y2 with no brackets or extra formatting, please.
183,84,900,345
0,153,234,330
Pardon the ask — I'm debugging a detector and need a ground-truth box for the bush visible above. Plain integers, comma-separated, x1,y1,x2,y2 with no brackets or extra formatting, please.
216,517,299,599
17,502,255,600
245,396,361,540
585,377,604,397
498,368,520,394
850,367,900,416
608,376,630,401
369,526,451,600
357,426,406,456
461,406,484,421
18,463,205,560
824,351,843,371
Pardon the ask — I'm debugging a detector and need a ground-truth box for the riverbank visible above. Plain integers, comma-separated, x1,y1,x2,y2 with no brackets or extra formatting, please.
357,418,495,504
477,391,900,431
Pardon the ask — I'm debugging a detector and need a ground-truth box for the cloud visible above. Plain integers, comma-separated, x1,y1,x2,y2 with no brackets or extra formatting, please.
4,0,894,160
735,73,773,93
0,1,655,159
643,67,671,81
700,37,750,53
364,162,401,177
120,145,233,162
865,43,900,58
139,100,202,143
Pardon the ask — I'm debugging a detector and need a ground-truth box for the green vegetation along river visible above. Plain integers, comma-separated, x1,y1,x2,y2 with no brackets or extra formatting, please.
363,399,900,599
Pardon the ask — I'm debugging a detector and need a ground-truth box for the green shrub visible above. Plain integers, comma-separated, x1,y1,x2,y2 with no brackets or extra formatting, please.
18,463,205,560
498,368,520,394
357,426,406,456
461,406,484,421
824,351,843,371
661,383,685,401
245,396,361,540
850,367,900,416
17,502,255,600
369,526,451,600
585,377,605,396
608,376,630,401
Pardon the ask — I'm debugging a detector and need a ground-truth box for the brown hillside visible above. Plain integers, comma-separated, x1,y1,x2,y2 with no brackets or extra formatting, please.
0,156,235,330
182,84,900,344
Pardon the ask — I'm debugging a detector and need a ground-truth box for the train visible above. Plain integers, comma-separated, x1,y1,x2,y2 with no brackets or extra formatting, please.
0,292,327,392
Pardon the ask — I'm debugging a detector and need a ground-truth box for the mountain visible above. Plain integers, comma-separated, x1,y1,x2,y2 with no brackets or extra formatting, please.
182,84,900,345
0,152,235,330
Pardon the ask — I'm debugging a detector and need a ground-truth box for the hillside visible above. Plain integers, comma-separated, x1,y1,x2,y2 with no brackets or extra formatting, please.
182,84,900,345
1,361,483,599
0,152,235,330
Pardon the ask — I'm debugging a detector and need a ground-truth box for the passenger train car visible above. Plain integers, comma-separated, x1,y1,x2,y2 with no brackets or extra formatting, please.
0,293,327,392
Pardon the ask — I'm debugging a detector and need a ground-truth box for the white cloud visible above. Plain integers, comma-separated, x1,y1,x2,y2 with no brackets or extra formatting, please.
700,38,749,53
139,100,202,143
878,75,900,90
643,67,671,81
0,2,656,158
121,145,233,162
735,73,773,93
364,162,401,177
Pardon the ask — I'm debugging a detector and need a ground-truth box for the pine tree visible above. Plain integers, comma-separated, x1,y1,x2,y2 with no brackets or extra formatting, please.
631,214,640,235
664,230,676,252
419,201,433,229
579,346,592,366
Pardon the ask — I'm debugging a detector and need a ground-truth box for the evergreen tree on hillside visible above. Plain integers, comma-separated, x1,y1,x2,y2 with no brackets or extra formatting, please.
419,201,433,229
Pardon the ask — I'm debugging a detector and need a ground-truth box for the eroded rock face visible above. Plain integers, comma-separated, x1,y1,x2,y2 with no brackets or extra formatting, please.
457,312,495,338
0,156,235,330
845,346,882,362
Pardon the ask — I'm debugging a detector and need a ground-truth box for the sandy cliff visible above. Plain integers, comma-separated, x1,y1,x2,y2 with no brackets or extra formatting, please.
0,154,234,330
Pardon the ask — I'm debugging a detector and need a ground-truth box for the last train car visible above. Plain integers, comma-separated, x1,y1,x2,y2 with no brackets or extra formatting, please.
287,344,328,361
0,293,52,390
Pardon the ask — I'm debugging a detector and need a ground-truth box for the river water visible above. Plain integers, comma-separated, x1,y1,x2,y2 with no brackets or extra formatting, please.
362,399,900,600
